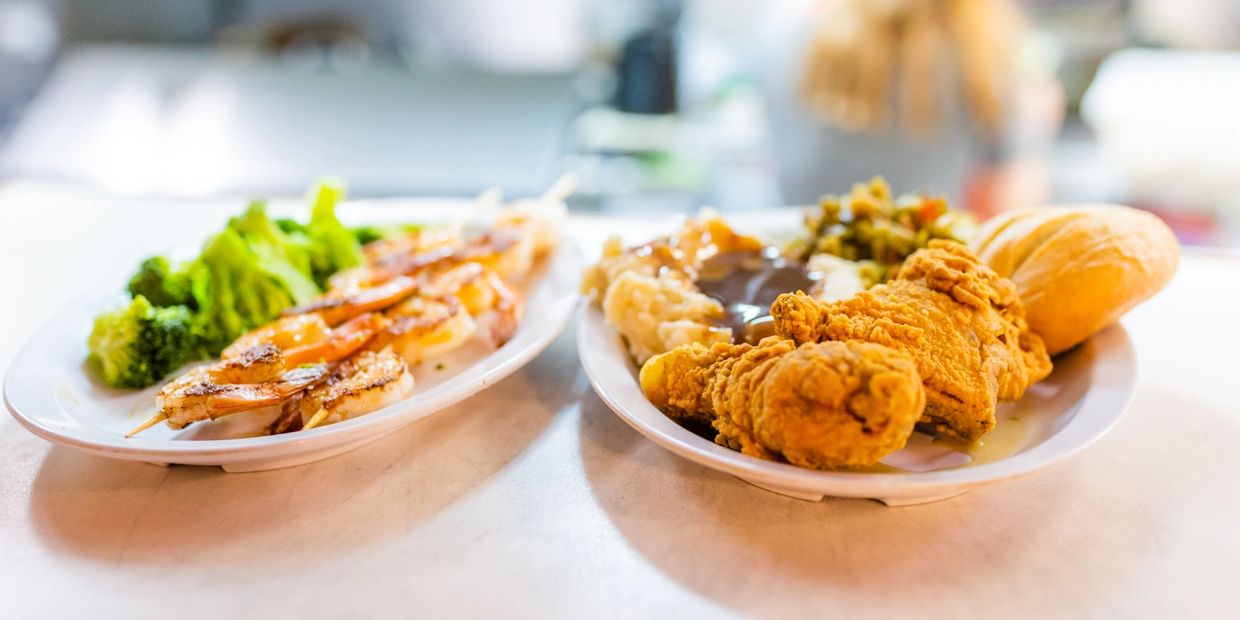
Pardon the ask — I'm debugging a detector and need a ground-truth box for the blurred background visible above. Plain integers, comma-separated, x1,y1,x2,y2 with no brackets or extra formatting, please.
1,0,1238,245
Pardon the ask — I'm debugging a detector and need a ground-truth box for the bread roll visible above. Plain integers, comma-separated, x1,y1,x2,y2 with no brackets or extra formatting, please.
971,204,1178,355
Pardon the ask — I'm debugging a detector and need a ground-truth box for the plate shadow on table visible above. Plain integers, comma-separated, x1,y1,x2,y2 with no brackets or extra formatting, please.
26,331,580,567
575,382,1192,617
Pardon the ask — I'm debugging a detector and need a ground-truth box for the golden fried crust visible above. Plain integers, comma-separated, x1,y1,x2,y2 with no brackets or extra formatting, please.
641,338,924,469
639,341,745,425
739,341,924,469
771,241,1052,441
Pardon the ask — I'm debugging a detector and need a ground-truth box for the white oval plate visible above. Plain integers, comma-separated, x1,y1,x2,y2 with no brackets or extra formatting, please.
578,306,1137,505
4,200,583,472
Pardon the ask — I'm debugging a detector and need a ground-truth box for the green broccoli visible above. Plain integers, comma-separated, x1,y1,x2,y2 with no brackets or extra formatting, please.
227,201,319,301
349,225,384,246
127,256,194,308
88,180,389,387
304,180,364,287
275,218,308,235
187,226,314,356
349,223,425,246
87,295,196,389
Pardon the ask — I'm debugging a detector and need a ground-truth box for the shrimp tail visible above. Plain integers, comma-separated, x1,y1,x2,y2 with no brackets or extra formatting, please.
485,272,523,347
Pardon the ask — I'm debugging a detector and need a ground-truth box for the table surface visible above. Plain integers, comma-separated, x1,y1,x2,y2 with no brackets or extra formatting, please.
2,181,1238,619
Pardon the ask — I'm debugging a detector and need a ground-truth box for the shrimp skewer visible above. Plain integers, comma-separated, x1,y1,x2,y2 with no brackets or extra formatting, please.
284,275,420,326
209,313,387,384
221,314,331,359
128,314,387,436
370,265,524,366
270,349,414,434
379,296,478,365
416,263,523,344
360,223,464,265
134,178,563,437
323,179,567,292
130,363,332,435
442,267,523,346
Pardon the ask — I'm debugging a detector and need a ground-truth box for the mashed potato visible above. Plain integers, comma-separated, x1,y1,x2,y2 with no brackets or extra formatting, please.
582,213,762,363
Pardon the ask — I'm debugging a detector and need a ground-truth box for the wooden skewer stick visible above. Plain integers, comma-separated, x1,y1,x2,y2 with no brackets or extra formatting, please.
541,173,577,203
475,186,503,209
451,187,503,230
126,412,168,437
302,409,330,431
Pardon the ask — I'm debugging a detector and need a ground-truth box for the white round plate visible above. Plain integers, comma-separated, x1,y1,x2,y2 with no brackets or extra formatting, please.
4,199,583,472
578,306,1137,506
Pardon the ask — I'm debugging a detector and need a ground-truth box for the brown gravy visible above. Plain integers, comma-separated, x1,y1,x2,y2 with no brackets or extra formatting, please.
696,248,818,344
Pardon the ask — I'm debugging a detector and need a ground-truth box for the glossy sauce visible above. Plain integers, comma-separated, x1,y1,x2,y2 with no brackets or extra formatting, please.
695,248,819,344
851,411,1041,473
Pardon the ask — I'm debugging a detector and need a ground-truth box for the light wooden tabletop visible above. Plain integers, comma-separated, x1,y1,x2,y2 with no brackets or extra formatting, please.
1,182,1237,619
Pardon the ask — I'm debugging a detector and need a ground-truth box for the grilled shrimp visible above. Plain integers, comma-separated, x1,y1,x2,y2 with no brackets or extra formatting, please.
325,181,566,289
210,313,387,384
284,275,419,325
379,296,478,365
140,363,331,432
271,348,414,433
329,245,458,291
419,264,523,346
221,314,331,360
469,270,522,346
208,342,287,384
129,314,388,436
361,223,464,264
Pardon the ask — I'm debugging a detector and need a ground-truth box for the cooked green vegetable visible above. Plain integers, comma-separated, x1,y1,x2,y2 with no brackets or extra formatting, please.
186,220,318,356
126,256,194,308
788,176,976,284
304,181,364,287
88,179,392,388
226,202,321,304
88,295,196,389
349,223,424,246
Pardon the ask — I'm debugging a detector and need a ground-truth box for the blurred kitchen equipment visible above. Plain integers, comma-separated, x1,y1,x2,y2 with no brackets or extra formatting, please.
0,44,576,198
1082,48,1240,239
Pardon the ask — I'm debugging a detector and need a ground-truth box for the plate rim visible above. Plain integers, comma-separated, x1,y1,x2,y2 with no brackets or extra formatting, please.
577,304,1138,496
4,236,584,464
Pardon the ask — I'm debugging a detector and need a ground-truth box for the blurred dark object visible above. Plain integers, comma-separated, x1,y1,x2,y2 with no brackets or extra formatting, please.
614,27,677,115
249,16,373,73
613,2,681,115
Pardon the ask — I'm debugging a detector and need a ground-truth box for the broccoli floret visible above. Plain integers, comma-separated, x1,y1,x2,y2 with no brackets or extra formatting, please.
87,295,196,389
350,225,385,246
275,218,308,235
187,227,309,356
127,256,194,308
305,180,364,287
350,223,424,246
226,201,321,304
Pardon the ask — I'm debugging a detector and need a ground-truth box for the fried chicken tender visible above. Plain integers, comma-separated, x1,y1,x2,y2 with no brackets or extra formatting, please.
641,338,925,469
582,213,764,363
770,240,1052,441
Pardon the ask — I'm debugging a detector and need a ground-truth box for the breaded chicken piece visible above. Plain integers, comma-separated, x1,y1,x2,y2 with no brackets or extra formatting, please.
641,338,924,469
771,240,1052,441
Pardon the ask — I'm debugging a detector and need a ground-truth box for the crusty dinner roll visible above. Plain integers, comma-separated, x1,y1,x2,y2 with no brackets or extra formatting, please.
970,204,1179,355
